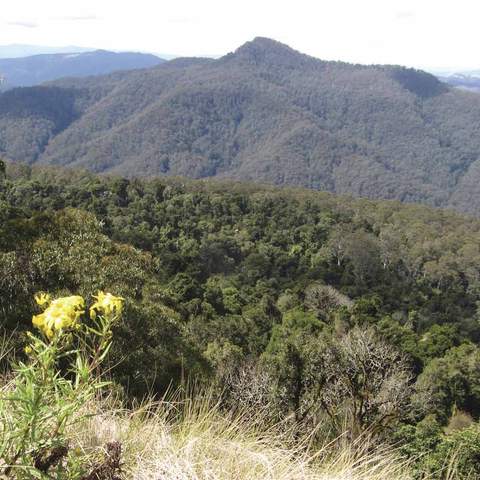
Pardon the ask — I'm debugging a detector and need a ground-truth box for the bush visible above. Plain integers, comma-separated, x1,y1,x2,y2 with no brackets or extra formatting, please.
427,424,480,479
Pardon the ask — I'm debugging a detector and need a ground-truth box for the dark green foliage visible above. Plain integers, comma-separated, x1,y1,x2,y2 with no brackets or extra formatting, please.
0,203,202,394
415,344,480,424
398,418,480,479
427,425,480,479
3,163,480,470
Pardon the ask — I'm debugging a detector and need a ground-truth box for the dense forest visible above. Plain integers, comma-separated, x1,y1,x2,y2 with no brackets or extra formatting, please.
2,38,480,214
2,159,480,477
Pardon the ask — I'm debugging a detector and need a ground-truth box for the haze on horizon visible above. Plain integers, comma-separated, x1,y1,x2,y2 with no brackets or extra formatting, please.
1,0,478,71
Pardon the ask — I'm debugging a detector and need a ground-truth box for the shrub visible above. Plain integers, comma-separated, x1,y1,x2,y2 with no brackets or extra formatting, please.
426,424,480,479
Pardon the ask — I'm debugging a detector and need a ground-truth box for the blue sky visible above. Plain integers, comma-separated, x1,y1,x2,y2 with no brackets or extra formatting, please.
1,0,478,70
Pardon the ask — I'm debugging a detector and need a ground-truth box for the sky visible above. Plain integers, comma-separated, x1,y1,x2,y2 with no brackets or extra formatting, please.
1,0,478,71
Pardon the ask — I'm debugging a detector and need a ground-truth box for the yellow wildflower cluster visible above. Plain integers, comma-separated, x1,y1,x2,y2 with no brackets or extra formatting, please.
90,291,124,319
31,291,123,340
34,292,51,307
32,294,85,339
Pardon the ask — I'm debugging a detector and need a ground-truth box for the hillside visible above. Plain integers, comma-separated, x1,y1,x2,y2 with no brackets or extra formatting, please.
2,37,480,214
0,50,164,89
2,162,480,476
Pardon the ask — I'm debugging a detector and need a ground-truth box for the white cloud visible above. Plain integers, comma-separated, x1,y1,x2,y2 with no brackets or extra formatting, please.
53,15,100,21
7,20,38,29
167,15,200,24
394,11,415,21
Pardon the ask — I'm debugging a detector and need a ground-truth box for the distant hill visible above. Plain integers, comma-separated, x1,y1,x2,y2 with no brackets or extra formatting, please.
2,37,480,215
438,71,480,93
0,44,93,59
0,50,165,89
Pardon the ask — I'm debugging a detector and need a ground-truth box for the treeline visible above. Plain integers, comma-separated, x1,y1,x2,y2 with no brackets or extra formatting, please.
2,162,480,477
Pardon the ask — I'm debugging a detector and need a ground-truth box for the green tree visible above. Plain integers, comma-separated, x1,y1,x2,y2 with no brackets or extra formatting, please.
415,343,480,423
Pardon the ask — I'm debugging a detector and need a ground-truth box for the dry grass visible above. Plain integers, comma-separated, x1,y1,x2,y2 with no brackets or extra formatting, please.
0,329,414,480
0,327,414,480
72,393,413,480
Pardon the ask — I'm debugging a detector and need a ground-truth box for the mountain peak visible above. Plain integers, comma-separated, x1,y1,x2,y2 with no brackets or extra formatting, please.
238,37,293,52
225,37,318,68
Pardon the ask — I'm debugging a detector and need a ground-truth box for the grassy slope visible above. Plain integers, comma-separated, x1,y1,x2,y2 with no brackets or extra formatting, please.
74,395,412,480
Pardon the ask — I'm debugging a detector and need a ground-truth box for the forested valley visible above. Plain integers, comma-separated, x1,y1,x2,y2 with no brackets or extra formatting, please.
2,159,480,477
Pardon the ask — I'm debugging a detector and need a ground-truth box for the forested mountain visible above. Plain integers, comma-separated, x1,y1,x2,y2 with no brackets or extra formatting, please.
0,50,164,89
1,37,480,214
3,161,480,476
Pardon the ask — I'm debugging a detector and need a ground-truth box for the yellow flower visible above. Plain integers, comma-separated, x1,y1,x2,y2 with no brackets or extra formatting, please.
31,294,85,339
51,296,85,310
24,345,32,354
32,314,43,328
90,291,124,320
34,292,51,307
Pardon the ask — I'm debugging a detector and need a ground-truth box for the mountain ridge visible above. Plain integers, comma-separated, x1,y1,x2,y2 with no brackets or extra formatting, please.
0,44,94,59
1,37,480,214
0,50,164,89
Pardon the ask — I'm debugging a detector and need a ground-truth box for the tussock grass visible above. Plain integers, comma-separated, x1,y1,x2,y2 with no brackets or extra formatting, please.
71,393,412,480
